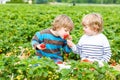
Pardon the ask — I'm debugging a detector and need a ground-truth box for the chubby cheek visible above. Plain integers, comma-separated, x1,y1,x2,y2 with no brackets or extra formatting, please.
59,32,64,38
58,31,64,38
84,29,90,34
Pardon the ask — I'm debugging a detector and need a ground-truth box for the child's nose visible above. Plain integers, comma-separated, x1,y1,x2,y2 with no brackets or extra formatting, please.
66,32,69,35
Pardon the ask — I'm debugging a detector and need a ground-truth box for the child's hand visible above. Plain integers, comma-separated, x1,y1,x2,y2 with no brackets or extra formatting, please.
67,35,72,40
37,43,46,50
67,40,74,47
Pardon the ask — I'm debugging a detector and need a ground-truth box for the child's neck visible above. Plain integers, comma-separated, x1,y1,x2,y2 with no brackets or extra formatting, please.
50,29,59,36
87,32,99,36
92,32,99,35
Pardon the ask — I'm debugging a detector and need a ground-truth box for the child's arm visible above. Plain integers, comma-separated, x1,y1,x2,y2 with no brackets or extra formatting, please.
67,40,81,54
62,41,72,54
31,32,46,50
31,37,39,50
101,36,112,62
67,40,75,48
101,46,112,62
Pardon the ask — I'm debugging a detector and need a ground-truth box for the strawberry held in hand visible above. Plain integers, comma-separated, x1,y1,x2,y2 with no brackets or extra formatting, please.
40,43,46,49
63,34,69,40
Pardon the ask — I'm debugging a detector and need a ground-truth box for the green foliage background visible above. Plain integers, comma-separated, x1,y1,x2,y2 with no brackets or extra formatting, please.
0,4,120,79
0,4,120,62
7,0,120,4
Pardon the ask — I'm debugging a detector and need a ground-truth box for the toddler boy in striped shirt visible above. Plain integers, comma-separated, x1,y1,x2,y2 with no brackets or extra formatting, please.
67,13,111,67
31,14,74,63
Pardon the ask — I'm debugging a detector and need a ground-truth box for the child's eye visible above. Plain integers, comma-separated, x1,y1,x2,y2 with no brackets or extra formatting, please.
65,29,70,32
84,26,87,29
65,30,68,32
84,27,87,28
64,28,68,31
64,28,70,32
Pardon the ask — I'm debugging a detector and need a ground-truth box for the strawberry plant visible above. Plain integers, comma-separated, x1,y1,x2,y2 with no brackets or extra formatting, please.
0,4,120,79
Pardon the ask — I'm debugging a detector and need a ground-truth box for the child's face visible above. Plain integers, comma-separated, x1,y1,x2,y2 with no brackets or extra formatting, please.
57,27,70,39
83,26,97,36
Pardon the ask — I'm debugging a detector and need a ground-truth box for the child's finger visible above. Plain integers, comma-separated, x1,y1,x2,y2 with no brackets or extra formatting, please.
68,35,72,40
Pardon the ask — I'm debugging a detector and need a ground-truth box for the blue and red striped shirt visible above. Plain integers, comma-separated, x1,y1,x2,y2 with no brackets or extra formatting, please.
31,29,71,62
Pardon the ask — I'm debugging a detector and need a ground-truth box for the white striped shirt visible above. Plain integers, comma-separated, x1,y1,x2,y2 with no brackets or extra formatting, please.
71,33,111,62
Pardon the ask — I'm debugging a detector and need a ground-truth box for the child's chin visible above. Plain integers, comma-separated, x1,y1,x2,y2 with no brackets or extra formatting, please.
86,34,92,36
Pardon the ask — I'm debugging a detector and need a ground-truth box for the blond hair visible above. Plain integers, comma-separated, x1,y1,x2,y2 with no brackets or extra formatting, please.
52,14,74,31
82,13,103,33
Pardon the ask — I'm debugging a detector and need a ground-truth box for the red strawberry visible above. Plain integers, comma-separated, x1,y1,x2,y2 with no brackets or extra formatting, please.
40,44,46,49
63,34,69,39
82,59,90,62
57,61,63,64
